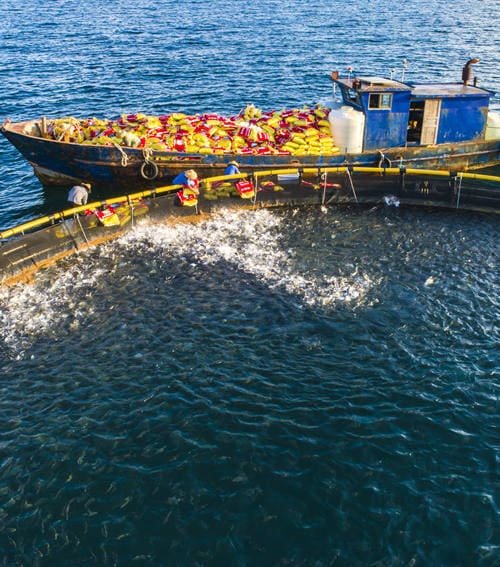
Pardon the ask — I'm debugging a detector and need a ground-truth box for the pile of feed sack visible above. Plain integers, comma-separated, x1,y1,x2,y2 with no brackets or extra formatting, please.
39,104,339,156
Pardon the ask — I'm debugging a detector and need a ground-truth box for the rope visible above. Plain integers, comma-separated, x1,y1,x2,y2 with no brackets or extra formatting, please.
112,142,129,167
56,123,72,142
377,150,392,170
54,118,81,142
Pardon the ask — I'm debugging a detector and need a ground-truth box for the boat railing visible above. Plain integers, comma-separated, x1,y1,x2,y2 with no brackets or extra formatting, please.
1,167,499,241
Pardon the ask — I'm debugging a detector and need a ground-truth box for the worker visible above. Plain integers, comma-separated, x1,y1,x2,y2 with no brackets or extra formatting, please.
172,169,199,193
224,160,240,176
67,182,91,206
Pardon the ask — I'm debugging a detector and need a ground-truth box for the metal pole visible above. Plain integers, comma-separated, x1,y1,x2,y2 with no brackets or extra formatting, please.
346,168,359,204
399,165,406,196
455,174,463,209
252,174,258,207
61,218,81,252
75,214,89,244
128,196,135,228
321,169,327,205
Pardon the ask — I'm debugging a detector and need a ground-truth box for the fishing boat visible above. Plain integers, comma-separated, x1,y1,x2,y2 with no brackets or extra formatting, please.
2,61,499,189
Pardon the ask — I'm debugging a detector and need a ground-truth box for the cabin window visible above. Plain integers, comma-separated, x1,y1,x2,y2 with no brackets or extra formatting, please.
368,93,392,109
342,88,361,107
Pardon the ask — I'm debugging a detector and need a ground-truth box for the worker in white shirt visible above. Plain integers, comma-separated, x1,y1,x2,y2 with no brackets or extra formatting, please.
67,182,91,206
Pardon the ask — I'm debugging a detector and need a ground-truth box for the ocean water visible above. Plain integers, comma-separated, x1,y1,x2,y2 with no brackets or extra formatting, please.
0,1,499,565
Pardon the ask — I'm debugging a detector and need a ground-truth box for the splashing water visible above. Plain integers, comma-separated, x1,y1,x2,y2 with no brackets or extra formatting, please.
120,208,374,306
0,261,108,357
0,209,374,355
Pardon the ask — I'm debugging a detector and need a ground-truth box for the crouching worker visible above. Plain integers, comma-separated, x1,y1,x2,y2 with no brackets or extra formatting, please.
173,169,199,207
224,160,240,176
223,161,255,199
173,169,199,194
67,182,91,207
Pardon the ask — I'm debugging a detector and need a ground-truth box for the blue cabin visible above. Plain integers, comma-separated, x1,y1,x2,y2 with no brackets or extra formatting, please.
332,73,495,151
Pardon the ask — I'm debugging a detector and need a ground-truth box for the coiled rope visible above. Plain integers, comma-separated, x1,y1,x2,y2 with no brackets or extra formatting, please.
112,142,129,167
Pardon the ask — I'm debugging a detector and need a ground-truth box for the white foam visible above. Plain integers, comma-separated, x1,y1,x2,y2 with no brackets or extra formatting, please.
0,258,104,356
120,209,374,308
0,209,375,356
383,195,400,207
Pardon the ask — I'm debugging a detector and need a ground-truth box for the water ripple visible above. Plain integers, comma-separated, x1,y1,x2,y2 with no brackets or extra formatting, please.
0,1,499,564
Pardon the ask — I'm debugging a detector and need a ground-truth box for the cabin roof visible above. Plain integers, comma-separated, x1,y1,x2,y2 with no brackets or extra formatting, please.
333,75,495,98
409,83,495,98
333,77,411,92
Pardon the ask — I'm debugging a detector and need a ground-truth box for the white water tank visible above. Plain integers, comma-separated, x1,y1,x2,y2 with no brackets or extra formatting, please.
328,105,365,154
485,110,500,140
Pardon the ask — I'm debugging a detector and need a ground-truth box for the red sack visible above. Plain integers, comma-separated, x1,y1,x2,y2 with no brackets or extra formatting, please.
257,131,270,142
173,137,186,152
203,113,221,120
177,190,198,207
238,147,254,155
238,126,252,139
235,180,255,199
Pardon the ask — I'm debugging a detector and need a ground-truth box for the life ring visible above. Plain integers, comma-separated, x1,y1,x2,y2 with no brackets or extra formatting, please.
140,160,159,180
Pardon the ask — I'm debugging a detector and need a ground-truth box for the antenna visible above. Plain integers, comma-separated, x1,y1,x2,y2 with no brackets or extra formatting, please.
331,70,339,98
401,59,409,81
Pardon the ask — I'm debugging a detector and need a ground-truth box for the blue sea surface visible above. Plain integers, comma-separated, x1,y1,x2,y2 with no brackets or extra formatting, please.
0,1,499,565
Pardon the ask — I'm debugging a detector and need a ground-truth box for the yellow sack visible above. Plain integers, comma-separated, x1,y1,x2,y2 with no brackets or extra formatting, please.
176,121,194,132
248,129,259,142
266,116,281,128
218,139,232,150
304,128,320,138
232,135,246,146
314,109,328,119
194,133,209,145
146,116,162,128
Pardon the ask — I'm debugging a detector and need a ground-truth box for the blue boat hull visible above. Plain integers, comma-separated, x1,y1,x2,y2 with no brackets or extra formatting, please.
2,121,499,189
